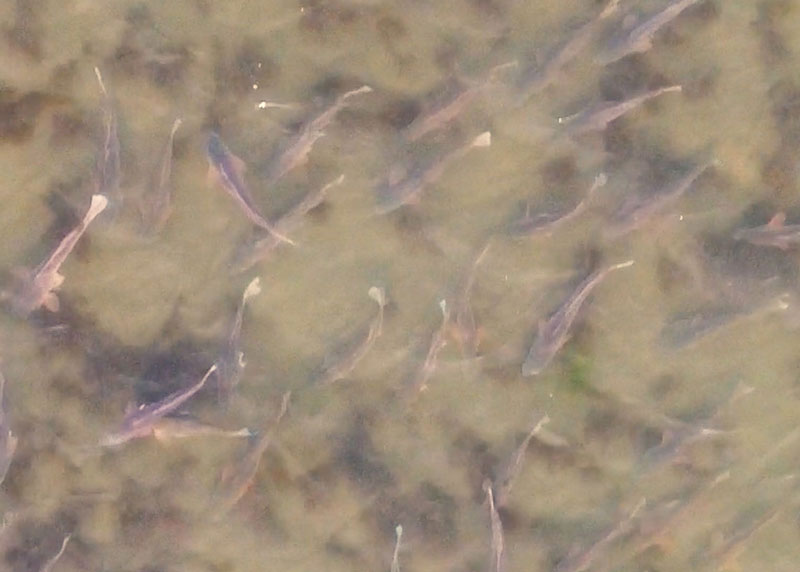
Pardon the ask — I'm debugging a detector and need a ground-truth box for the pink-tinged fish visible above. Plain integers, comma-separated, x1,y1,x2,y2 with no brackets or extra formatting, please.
375,131,491,214
406,299,450,398
213,391,290,515
151,417,252,441
733,212,800,250
516,0,621,103
404,61,516,141
206,132,295,246
507,173,606,237
0,369,17,486
215,277,261,404
232,174,344,273
39,534,71,572
604,159,715,239
522,260,634,376
493,413,550,508
262,85,372,185
5,194,108,317
93,68,121,211
558,85,682,136
139,118,182,235
451,239,492,361
597,0,704,64
314,286,387,385
100,363,217,447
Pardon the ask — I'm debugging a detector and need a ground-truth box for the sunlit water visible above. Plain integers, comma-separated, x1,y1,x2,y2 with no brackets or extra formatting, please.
0,1,799,571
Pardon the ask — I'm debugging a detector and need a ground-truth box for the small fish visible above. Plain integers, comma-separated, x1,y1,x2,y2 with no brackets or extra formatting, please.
404,61,516,141
215,277,262,403
451,239,492,361
517,0,621,102
390,524,403,572
93,68,121,211
262,85,372,185
101,363,217,447
39,534,71,572
483,480,505,572
406,299,450,397
558,85,682,136
151,417,252,441
604,160,715,239
139,117,182,235
0,369,18,486
5,194,108,317
507,173,606,237
232,174,344,272
597,0,704,64
706,505,784,571
206,132,295,246
522,260,634,376
214,391,291,515
375,131,491,214
315,286,387,385
733,213,800,250
493,413,550,507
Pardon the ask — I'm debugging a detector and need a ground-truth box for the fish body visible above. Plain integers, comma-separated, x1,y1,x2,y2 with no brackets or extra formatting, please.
558,85,681,136
733,213,800,250
101,363,217,447
263,86,371,184
139,118,181,235
7,194,108,317
232,174,344,272
94,68,121,212
522,260,634,376
451,240,492,360
597,0,703,64
215,277,261,403
0,370,17,486
605,160,714,238
507,173,606,237
207,133,294,245
151,417,252,441
407,299,450,397
517,0,621,102
214,391,290,514
315,286,387,385
375,131,491,214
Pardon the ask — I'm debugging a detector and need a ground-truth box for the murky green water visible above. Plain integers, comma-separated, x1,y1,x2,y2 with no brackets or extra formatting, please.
1,0,800,570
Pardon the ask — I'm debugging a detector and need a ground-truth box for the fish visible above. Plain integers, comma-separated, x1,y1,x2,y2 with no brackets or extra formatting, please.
406,299,450,397
151,417,252,441
139,117,182,235
375,131,491,214
314,286,387,385
39,534,71,572
516,0,621,103
507,173,606,237
232,174,344,272
0,369,17,486
604,160,715,239
390,524,403,572
5,194,108,317
451,239,492,361
100,363,217,447
403,61,516,141
705,505,784,571
93,68,121,211
522,260,634,376
493,413,550,507
261,85,372,185
215,277,262,403
733,212,800,250
483,479,505,572
597,0,704,65
213,391,291,515
206,132,295,246
558,85,682,136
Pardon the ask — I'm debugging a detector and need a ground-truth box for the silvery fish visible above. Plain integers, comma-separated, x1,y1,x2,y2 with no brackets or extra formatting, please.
375,131,491,214
733,212,800,250
522,260,634,376
139,118,182,235
232,174,344,273
596,0,704,64
517,0,621,103
406,299,450,398
5,194,108,317
101,363,217,447
558,85,682,136
314,286,387,385
262,85,372,185
215,277,262,403
206,132,294,245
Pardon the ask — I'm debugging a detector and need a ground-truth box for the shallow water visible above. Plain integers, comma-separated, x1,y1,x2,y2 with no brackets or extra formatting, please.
1,0,800,571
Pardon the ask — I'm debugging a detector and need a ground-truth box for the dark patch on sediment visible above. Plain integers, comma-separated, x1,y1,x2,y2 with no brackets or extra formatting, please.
0,89,68,144
335,412,395,491
4,0,44,60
